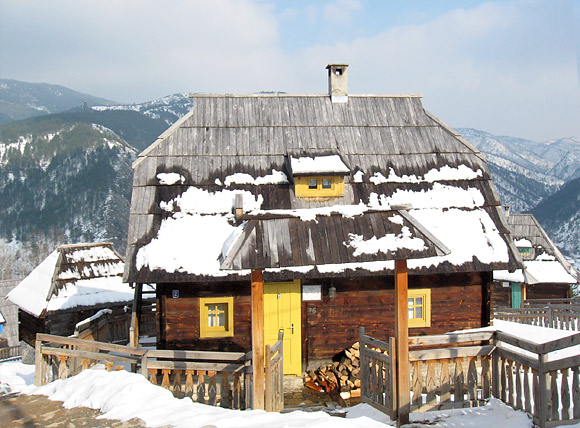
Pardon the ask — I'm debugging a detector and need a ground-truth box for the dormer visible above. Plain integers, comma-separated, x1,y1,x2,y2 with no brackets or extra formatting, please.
288,154,350,198
515,238,534,260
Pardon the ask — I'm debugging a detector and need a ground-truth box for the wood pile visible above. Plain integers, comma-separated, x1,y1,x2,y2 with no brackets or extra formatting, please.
304,342,362,400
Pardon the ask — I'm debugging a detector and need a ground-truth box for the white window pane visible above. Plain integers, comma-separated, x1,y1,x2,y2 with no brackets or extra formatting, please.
416,306,423,319
416,297,423,305
208,313,217,327
217,312,225,327
322,178,332,189
309,179,318,189
408,298,413,305
408,307,414,319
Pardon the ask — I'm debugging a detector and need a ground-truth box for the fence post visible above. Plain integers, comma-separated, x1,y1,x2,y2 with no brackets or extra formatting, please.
34,339,44,386
548,306,554,329
359,327,368,400
491,333,499,399
538,352,549,427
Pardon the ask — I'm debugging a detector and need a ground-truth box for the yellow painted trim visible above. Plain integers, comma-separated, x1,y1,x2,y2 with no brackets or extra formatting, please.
295,176,344,198
408,289,431,328
200,296,234,338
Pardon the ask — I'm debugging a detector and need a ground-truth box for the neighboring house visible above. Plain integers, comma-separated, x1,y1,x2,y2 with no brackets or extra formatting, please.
8,243,135,345
493,213,579,309
124,64,521,374
0,279,21,347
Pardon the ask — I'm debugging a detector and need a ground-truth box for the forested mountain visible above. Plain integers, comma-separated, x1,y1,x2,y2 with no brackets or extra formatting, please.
0,79,115,124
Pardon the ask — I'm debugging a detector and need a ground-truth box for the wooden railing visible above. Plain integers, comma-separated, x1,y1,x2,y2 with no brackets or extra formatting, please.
143,349,251,409
34,333,286,411
359,327,396,417
408,331,495,412
494,330,580,427
34,333,146,385
265,331,284,412
360,328,580,428
0,345,20,360
495,305,580,331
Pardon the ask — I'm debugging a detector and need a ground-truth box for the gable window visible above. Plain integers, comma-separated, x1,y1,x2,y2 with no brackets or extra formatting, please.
289,155,349,198
295,176,344,197
200,296,234,338
408,289,431,328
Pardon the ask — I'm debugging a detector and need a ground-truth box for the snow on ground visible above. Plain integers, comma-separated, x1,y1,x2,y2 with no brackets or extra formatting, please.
2,320,580,427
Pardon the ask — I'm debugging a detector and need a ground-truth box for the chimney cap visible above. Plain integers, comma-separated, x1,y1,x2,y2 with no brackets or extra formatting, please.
326,63,349,69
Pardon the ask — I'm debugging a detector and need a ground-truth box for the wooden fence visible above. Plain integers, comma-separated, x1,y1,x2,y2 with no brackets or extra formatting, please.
0,345,21,360
34,332,284,411
360,328,580,428
359,327,397,416
143,348,251,409
495,304,580,331
265,332,284,412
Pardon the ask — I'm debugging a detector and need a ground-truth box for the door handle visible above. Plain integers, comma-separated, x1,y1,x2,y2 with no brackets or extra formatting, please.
288,323,294,334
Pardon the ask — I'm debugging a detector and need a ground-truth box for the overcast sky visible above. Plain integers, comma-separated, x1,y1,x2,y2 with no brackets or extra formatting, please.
1,0,579,140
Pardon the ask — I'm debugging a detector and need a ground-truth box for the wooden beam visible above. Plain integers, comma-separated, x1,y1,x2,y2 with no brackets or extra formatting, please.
395,259,410,426
130,283,143,348
251,269,265,410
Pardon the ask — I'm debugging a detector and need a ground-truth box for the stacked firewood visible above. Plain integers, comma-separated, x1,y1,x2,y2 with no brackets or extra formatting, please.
304,342,362,399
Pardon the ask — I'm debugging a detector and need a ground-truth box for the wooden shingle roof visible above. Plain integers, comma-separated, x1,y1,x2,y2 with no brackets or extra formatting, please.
124,93,521,283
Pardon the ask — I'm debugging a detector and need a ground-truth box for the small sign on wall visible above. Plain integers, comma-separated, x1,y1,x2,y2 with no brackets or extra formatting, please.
172,289,180,298
302,285,322,301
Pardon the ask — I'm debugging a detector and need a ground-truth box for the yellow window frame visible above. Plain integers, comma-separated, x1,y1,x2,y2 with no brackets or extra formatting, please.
294,176,344,197
408,289,431,328
200,296,234,338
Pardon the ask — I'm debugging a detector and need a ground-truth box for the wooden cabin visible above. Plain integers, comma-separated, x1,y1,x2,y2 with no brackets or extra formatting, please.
493,213,578,309
124,64,521,374
8,243,135,345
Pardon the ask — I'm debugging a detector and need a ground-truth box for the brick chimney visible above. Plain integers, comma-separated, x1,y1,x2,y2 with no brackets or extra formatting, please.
326,64,348,103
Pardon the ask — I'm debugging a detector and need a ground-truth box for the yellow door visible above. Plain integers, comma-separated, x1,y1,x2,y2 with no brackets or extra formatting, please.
264,280,302,376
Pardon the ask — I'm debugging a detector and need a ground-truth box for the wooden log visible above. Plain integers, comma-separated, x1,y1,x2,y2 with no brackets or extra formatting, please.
197,371,206,404
34,339,44,386
500,357,507,403
233,372,241,409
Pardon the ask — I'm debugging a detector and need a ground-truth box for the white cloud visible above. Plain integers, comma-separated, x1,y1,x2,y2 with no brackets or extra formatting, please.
323,0,362,25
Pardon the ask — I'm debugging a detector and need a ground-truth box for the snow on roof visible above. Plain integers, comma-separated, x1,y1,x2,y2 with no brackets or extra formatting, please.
370,165,483,184
290,155,350,175
7,250,60,317
493,269,526,283
157,172,185,185
137,183,508,277
523,260,578,284
346,227,427,257
0,311,5,324
223,170,288,187
514,238,532,248
7,244,131,317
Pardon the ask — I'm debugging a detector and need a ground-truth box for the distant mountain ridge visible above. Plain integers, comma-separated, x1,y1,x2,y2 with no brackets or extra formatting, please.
0,79,116,124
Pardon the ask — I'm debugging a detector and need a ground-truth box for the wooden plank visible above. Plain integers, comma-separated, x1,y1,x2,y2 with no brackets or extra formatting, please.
573,368,580,419
146,349,246,361
361,347,392,365
36,333,147,356
495,346,540,370
145,361,245,372
409,345,494,361
454,358,464,403
395,259,410,425
494,331,543,354
408,331,494,346
251,269,265,410
544,354,580,373
441,359,450,403
41,347,140,364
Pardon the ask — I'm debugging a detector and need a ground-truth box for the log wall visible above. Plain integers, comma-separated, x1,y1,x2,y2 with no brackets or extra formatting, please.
157,272,491,370
157,282,252,352
492,282,571,311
